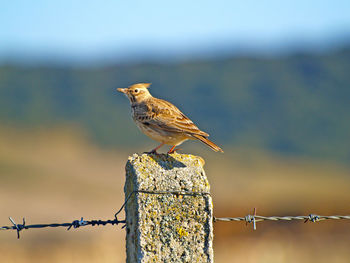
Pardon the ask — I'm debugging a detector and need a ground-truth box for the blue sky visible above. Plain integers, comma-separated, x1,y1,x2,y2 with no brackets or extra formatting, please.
1,0,350,62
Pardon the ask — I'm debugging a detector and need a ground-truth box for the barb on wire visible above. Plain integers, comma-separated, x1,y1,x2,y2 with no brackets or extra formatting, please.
244,208,257,230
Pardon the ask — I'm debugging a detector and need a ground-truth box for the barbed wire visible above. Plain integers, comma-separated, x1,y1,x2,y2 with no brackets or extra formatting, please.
0,216,125,239
1,190,350,238
214,208,350,230
0,190,209,239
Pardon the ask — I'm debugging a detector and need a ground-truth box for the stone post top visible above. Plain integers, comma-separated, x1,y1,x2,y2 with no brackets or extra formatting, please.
125,153,209,193
128,153,205,168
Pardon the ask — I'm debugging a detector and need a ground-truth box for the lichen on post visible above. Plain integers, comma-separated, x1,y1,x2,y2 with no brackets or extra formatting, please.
124,153,213,263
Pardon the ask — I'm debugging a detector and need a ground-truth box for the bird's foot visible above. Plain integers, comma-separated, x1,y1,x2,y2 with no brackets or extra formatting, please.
144,143,164,155
167,148,181,154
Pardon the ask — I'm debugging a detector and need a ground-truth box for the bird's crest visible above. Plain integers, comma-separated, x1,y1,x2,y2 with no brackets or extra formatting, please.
129,83,151,89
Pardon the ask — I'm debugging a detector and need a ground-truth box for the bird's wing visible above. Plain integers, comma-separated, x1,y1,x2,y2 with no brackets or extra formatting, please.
141,98,209,137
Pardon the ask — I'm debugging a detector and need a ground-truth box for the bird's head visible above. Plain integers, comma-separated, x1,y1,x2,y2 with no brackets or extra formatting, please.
117,83,152,103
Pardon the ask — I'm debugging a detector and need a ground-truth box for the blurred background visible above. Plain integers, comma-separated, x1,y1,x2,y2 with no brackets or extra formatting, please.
1,0,350,262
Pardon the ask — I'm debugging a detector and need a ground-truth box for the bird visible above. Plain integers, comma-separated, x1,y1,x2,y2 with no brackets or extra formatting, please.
117,83,223,154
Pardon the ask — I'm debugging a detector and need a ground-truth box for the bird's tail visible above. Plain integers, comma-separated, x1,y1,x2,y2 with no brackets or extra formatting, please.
192,134,224,153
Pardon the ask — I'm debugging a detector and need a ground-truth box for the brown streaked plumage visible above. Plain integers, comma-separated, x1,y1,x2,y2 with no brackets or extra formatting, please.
117,83,223,154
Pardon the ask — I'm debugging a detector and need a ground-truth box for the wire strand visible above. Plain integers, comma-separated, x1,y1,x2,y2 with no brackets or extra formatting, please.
1,190,350,238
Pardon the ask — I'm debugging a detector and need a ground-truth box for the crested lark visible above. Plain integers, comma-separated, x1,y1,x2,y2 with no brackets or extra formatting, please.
117,83,223,154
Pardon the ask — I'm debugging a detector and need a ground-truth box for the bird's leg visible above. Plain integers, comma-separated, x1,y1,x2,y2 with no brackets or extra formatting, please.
145,142,165,154
167,145,181,154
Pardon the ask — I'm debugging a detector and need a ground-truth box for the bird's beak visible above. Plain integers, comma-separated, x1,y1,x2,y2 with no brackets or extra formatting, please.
117,88,127,94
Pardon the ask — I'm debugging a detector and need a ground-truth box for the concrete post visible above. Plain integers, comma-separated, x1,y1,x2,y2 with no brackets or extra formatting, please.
124,153,213,263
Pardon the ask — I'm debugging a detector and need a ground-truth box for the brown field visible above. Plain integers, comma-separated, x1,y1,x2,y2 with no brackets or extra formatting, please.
1,126,350,262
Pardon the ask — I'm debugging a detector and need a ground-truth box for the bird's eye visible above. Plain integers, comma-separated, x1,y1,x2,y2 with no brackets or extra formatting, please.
134,89,139,93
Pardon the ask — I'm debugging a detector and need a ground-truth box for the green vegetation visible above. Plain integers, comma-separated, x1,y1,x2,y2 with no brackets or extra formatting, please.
1,47,350,162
